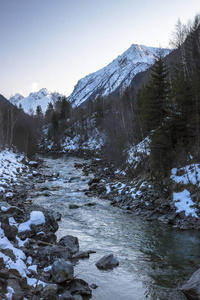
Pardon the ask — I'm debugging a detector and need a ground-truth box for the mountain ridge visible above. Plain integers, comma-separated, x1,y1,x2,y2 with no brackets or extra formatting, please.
67,44,171,107
9,88,62,114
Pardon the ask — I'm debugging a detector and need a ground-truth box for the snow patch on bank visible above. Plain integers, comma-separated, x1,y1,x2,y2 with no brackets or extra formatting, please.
171,164,200,218
173,190,198,218
0,149,29,193
18,211,45,232
126,136,150,167
171,164,200,186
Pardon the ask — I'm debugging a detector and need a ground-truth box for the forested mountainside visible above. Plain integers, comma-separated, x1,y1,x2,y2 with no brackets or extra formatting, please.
0,95,39,157
40,16,200,182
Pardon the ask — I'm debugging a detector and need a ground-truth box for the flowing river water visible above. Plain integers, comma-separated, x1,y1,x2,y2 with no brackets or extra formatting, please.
32,155,200,300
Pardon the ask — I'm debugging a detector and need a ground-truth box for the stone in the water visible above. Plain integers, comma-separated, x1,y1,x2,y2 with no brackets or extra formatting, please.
69,204,80,209
95,253,119,269
90,283,98,289
180,267,200,299
52,260,74,283
69,278,92,297
60,290,74,299
58,235,79,254
72,251,89,259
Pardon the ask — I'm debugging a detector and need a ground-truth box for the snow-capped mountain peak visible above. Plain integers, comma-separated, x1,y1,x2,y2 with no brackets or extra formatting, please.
67,44,171,107
9,93,24,105
9,88,62,114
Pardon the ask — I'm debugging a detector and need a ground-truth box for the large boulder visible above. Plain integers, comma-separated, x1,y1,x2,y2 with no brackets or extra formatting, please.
52,260,74,283
57,235,79,254
95,254,119,270
180,268,200,299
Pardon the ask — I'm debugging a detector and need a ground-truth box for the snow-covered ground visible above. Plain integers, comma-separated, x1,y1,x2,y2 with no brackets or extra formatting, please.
126,136,150,166
0,148,49,297
0,149,29,194
42,119,106,153
171,164,200,218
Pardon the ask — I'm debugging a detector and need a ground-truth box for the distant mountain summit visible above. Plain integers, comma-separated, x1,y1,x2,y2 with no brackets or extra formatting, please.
9,88,62,114
68,44,171,107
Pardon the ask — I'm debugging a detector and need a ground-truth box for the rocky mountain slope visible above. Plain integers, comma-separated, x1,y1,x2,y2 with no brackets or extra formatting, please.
9,88,62,114
67,44,171,107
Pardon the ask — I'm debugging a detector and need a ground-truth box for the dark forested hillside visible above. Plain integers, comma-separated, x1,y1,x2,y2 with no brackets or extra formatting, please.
0,94,39,157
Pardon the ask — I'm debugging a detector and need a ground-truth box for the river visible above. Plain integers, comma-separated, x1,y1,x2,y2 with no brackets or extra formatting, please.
32,155,200,300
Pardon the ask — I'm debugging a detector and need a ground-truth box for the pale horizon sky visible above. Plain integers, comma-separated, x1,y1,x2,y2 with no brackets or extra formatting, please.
0,0,199,99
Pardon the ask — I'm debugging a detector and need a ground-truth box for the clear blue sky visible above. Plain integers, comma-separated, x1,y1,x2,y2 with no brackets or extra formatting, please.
0,0,199,98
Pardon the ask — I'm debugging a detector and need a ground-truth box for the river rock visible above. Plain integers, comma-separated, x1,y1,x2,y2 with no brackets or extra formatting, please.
180,268,200,299
28,161,38,168
41,284,58,299
88,178,101,186
50,245,71,261
95,253,119,269
52,260,74,283
69,278,92,297
72,251,89,259
58,235,79,254
69,204,80,209
60,290,74,299
7,278,25,300
73,295,83,300
1,223,17,240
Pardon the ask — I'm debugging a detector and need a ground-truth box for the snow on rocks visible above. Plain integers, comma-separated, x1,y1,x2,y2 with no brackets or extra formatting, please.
170,164,200,219
18,211,45,233
0,149,30,198
171,163,200,186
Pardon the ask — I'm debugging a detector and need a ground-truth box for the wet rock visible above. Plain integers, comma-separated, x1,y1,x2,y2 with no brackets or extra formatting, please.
1,249,16,261
73,295,83,300
1,223,17,240
41,284,58,300
84,202,96,207
146,211,160,221
72,251,89,259
69,278,92,297
35,246,51,263
95,253,119,269
60,290,74,299
28,161,38,168
69,177,81,182
0,258,4,269
180,268,200,299
58,235,79,254
52,260,74,283
50,245,71,261
88,178,101,186
7,278,25,300
90,283,98,289
51,211,62,221
69,204,80,209
2,206,24,218
0,268,9,280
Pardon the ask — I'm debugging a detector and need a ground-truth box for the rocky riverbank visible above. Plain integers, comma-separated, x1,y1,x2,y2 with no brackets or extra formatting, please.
80,157,200,231
0,151,123,300
0,153,95,300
